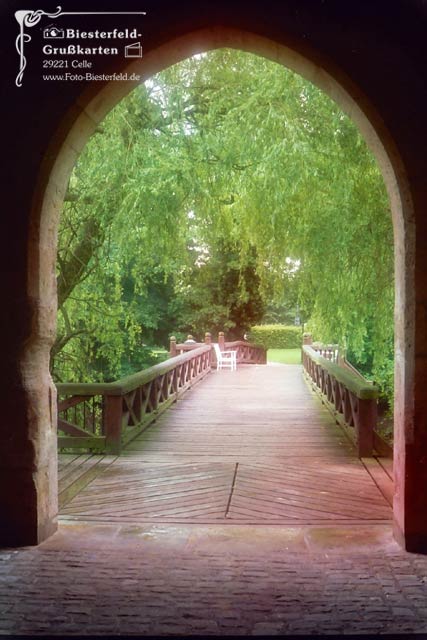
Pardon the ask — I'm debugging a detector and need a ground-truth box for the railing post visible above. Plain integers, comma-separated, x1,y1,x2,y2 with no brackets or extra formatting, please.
218,331,225,351
302,333,312,366
356,398,376,457
170,335,177,357
205,332,212,366
104,394,122,455
255,344,267,364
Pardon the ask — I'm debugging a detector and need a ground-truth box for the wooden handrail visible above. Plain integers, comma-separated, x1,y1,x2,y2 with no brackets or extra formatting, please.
224,340,257,347
173,342,206,355
57,338,266,454
303,346,378,399
302,344,378,457
57,345,212,454
57,345,211,396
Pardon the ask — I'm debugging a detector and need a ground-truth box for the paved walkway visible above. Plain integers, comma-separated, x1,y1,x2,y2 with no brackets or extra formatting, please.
2,364,427,635
2,521,427,635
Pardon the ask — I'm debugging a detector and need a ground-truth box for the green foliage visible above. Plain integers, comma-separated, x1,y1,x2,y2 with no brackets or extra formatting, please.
53,48,394,406
346,328,394,405
115,345,169,380
172,241,265,340
248,325,303,349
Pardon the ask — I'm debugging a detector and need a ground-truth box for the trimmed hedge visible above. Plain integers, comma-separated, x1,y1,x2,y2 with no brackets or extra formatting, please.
248,325,303,349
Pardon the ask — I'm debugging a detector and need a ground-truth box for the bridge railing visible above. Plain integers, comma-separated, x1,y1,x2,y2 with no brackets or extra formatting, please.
223,340,267,364
311,342,340,363
57,345,211,454
302,344,378,457
170,331,267,365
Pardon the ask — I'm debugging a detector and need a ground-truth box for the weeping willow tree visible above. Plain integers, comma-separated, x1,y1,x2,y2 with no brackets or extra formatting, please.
53,48,393,402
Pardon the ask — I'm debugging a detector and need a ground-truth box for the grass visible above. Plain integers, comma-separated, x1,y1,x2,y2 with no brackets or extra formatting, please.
267,348,302,365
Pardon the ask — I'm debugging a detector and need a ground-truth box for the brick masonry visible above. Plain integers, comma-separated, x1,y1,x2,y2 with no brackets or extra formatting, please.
2,522,427,635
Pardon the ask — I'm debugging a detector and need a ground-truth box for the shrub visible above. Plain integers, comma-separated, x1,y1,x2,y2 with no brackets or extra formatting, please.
248,324,303,349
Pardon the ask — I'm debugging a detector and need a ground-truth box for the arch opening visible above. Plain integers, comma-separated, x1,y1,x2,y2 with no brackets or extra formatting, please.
23,27,416,550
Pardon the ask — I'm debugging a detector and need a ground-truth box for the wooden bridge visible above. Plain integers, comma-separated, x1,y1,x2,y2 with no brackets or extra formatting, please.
57,341,393,526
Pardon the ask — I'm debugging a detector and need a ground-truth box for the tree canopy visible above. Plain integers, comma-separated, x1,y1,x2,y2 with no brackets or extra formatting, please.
53,48,393,401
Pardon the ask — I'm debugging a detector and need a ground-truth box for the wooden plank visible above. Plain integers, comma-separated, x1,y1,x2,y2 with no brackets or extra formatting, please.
58,455,117,508
235,471,390,507
57,453,82,477
58,454,100,493
58,453,92,483
376,456,393,480
361,457,394,507
232,485,390,520
60,461,235,518
373,431,393,458
59,364,393,525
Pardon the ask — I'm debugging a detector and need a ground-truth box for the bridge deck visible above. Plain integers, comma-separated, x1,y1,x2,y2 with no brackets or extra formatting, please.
59,364,393,525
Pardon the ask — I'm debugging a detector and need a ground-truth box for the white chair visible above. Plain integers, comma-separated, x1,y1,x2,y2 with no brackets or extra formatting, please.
213,343,237,371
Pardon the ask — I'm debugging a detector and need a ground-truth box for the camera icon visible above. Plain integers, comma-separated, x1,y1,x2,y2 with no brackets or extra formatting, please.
43,25,65,39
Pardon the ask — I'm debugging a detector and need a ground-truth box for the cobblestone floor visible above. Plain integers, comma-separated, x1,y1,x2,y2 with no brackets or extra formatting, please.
2,522,427,635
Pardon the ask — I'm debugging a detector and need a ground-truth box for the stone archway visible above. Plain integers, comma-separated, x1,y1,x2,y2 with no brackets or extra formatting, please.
3,7,426,552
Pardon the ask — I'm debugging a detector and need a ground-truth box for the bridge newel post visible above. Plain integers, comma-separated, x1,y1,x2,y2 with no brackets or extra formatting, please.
170,336,177,357
356,398,376,457
205,332,212,365
218,331,225,351
104,395,123,455
302,333,312,368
